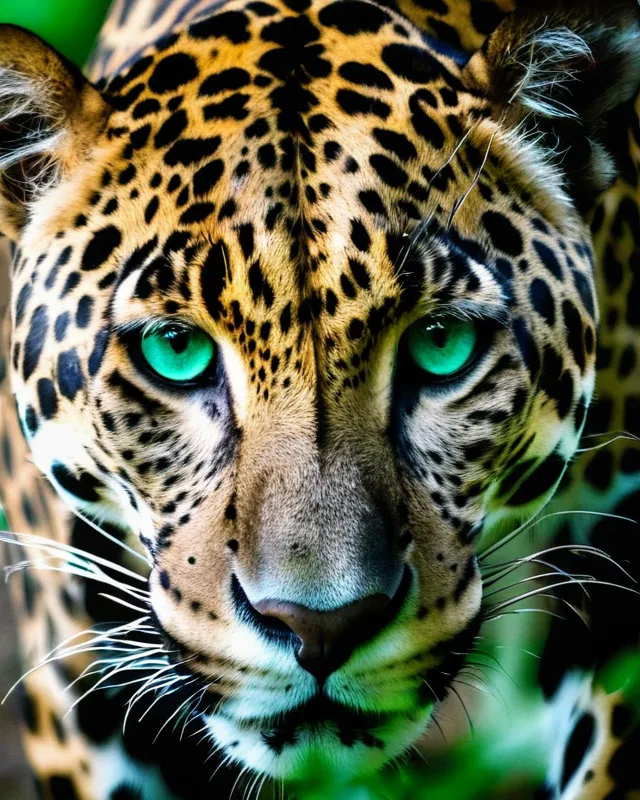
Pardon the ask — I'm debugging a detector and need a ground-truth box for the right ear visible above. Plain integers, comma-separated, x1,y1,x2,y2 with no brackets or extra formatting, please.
0,24,110,238
462,0,640,206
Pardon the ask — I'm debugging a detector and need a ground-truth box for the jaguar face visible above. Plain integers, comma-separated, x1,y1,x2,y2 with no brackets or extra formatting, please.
3,0,639,784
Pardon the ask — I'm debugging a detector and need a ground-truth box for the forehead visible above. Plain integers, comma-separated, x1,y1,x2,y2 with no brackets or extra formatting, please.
17,0,586,414
92,0,478,292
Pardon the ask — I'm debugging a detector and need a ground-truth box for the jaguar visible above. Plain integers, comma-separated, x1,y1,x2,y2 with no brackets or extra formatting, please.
1,0,640,797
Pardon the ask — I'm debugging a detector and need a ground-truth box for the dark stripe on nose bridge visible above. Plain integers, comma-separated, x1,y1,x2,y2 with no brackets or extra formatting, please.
315,383,327,448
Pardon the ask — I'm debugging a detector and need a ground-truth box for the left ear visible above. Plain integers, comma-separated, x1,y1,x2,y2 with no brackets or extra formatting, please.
463,0,640,205
0,24,111,238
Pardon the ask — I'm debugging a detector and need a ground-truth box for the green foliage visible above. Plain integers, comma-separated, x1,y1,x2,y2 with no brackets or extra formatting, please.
599,649,640,717
291,694,549,799
0,0,111,67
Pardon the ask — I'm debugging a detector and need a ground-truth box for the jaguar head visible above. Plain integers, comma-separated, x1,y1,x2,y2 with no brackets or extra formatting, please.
2,0,639,784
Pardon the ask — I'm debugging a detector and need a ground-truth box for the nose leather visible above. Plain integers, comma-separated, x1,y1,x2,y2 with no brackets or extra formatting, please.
252,569,411,681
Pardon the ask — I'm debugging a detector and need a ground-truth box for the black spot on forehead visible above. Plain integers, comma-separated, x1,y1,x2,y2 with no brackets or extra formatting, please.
562,299,586,373
338,62,393,90
15,282,33,326
369,153,408,187
373,128,417,161
75,296,94,330
60,272,81,299
108,55,154,95
283,0,311,12
129,123,151,150
318,1,392,35
45,246,73,290
409,90,445,148
24,405,37,435
571,269,595,318
189,10,251,43
82,226,122,271
201,242,229,321
180,202,215,224
199,68,251,96
482,211,523,257
203,93,251,121
471,0,509,35
261,14,319,47
512,317,540,380
248,260,274,307
149,53,199,94
193,160,225,197
337,89,390,119
118,164,136,185
164,136,221,166
154,109,188,148
382,43,444,83
248,1,278,16
134,98,161,119
54,312,70,342
89,328,110,377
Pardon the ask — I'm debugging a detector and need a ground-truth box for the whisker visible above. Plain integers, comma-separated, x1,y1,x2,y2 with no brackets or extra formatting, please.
479,507,637,562
97,593,150,614
447,125,499,228
483,607,568,624
483,569,595,599
64,650,168,717
1,615,156,702
481,543,633,581
71,508,150,565
577,434,639,452
0,530,149,588
139,674,199,726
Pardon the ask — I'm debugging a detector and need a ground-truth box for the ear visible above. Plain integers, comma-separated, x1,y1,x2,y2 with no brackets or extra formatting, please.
463,1,640,207
0,24,110,238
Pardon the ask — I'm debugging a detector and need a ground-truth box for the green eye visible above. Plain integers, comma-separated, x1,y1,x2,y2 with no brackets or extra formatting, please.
407,315,478,377
140,322,215,383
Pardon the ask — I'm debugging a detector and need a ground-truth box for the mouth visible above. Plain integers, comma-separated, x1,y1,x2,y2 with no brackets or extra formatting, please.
150,595,482,782
199,626,481,782
204,691,434,782
223,693,403,751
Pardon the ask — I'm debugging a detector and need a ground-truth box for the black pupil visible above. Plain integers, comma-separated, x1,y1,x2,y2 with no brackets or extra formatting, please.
430,325,447,349
166,328,191,355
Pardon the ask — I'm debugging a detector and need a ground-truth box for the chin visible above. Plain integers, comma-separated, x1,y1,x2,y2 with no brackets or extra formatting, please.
187,619,480,785
204,700,433,782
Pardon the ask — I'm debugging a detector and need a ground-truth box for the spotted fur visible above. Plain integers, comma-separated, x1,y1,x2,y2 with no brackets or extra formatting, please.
0,0,639,797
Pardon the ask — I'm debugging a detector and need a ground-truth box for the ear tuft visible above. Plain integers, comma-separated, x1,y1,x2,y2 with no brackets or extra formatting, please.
507,26,594,119
0,24,110,236
0,65,68,198
465,1,640,204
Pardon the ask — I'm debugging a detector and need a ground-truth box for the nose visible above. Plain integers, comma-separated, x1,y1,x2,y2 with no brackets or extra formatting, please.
239,568,412,682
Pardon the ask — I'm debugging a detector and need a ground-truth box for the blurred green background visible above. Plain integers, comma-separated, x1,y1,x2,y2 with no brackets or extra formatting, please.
0,0,112,68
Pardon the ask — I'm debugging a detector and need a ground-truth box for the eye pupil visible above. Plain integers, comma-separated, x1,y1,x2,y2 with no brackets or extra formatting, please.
168,329,190,355
430,326,447,349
